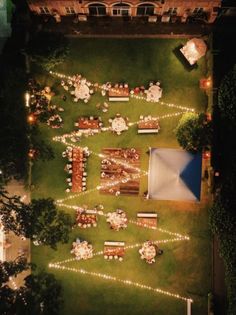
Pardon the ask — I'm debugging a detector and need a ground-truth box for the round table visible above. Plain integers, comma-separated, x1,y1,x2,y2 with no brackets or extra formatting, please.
139,242,157,263
71,240,93,260
107,211,127,230
146,85,162,102
111,117,127,134
75,83,90,100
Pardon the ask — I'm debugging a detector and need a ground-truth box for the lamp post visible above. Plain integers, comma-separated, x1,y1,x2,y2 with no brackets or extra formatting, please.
25,91,30,108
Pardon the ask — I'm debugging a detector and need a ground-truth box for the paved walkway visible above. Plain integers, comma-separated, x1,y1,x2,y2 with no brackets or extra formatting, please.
35,15,212,37
5,180,31,288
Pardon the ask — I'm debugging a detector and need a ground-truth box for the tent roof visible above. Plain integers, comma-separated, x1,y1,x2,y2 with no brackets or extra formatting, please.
186,38,207,57
148,148,202,201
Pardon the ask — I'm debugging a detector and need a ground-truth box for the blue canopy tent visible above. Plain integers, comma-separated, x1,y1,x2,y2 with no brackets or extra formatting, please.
148,148,202,201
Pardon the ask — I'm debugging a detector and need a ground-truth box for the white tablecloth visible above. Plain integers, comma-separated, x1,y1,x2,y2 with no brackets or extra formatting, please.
75,83,90,100
111,117,127,133
146,85,162,102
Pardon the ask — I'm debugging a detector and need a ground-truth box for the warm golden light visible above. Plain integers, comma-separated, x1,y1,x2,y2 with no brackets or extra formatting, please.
25,92,30,107
27,114,36,124
28,149,35,159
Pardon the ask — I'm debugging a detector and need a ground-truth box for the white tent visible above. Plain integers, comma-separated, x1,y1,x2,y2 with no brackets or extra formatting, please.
180,38,207,65
148,148,202,201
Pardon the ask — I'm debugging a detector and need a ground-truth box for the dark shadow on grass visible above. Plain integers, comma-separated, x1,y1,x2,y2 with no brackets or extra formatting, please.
173,45,198,72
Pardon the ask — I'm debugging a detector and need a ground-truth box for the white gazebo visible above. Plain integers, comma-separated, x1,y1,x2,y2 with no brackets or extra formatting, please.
180,38,207,65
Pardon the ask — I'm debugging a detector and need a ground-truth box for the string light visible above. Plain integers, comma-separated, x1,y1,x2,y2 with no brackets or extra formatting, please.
128,220,189,240
2,265,27,305
49,69,194,307
55,203,189,240
130,93,195,112
53,136,146,176
56,171,147,204
49,70,196,113
49,263,193,303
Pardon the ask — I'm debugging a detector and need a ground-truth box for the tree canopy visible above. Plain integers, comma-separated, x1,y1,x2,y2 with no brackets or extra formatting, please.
0,257,30,315
0,191,72,249
175,112,212,152
26,32,69,71
218,65,236,125
17,271,63,315
0,264,63,315
0,67,29,183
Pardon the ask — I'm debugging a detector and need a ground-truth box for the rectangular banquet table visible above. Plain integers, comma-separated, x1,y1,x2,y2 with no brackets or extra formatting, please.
71,148,83,192
138,120,160,134
137,213,158,228
104,241,125,257
76,117,100,129
108,87,129,101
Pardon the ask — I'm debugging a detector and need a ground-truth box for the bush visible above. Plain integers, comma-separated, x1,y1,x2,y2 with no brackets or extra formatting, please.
175,112,212,152
218,65,236,126
209,195,236,315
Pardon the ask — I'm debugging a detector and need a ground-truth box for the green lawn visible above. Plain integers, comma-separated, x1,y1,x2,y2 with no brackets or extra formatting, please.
32,39,211,315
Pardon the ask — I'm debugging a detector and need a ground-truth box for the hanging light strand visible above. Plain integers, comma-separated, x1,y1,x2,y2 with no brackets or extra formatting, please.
49,263,193,303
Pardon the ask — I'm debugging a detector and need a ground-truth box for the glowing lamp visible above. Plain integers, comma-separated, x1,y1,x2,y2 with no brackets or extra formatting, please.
205,80,211,88
25,92,30,107
27,114,36,124
28,149,36,159
203,151,211,159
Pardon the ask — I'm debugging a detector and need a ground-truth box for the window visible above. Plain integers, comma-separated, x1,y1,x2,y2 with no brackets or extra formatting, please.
112,3,130,16
65,7,76,14
137,4,155,16
39,7,50,14
193,7,204,14
88,3,106,16
167,7,177,15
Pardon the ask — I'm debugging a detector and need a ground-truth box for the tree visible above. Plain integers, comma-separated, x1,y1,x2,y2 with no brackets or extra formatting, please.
0,257,30,286
0,67,29,182
0,266,63,315
0,190,72,249
16,271,63,315
175,112,212,152
0,257,30,315
26,32,69,71
218,65,236,125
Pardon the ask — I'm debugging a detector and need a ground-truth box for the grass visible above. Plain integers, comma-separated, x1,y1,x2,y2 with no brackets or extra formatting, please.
32,38,211,315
